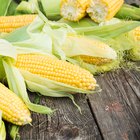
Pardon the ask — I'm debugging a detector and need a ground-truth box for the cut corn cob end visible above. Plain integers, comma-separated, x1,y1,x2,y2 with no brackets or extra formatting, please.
74,55,112,65
87,0,124,23
15,53,96,91
60,0,90,21
0,14,37,33
0,83,32,125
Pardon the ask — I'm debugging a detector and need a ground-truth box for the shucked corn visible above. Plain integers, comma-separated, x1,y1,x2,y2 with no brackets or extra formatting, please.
0,14,37,33
0,83,32,125
15,54,96,90
60,0,90,21
87,0,124,23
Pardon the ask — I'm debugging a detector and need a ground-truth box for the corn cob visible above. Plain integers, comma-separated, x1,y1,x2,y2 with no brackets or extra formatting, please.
15,54,96,90
0,14,37,33
0,83,32,125
60,0,90,21
74,55,112,65
87,0,124,23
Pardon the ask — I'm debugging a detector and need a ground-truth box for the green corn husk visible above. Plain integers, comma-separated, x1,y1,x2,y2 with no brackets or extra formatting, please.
40,0,61,20
16,0,61,20
8,124,20,140
58,18,98,28
6,0,18,16
16,0,38,14
0,0,11,16
116,4,140,21
72,21,140,38
0,0,18,16
59,18,140,38
0,111,6,140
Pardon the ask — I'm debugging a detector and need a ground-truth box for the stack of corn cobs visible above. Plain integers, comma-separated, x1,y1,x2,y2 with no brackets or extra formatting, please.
0,0,140,139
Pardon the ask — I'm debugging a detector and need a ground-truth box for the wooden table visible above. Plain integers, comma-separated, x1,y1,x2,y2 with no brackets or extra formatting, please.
6,1,140,140
17,68,140,140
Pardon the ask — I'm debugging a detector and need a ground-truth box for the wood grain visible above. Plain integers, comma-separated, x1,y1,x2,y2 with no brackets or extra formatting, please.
125,0,140,5
19,94,102,140
87,69,140,140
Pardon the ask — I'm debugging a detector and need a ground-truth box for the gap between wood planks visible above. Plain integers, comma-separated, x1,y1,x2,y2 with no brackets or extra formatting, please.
87,69,140,140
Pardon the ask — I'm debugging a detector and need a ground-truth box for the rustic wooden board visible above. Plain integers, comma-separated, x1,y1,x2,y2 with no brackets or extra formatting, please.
125,0,140,5
19,94,102,140
87,69,140,140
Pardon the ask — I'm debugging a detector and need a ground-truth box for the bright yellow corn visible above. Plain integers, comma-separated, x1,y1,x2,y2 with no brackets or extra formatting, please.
60,0,90,21
87,0,124,23
134,26,140,41
0,14,37,33
15,54,96,90
74,55,112,65
0,83,32,125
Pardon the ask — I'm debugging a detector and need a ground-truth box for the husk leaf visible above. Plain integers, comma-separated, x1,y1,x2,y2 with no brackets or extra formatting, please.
0,111,6,140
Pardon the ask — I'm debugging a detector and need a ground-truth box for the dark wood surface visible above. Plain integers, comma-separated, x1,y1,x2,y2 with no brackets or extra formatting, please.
125,0,140,5
17,68,140,140
6,1,140,140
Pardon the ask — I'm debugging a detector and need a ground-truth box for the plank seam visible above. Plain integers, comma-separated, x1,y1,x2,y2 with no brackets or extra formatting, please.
86,97,104,140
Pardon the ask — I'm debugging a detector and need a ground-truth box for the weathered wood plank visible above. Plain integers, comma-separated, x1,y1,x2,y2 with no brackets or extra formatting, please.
19,94,102,140
87,69,140,140
125,0,140,5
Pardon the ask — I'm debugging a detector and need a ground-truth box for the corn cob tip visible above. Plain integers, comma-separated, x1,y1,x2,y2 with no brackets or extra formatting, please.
60,0,90,21
87,0,124,23
0,83,32,125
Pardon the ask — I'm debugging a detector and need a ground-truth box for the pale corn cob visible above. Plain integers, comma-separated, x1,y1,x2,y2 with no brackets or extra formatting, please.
60,0,90,21
0,83,32,125
0,14,37,33
15,54,96,90
75,55,112,65
87,0,124,23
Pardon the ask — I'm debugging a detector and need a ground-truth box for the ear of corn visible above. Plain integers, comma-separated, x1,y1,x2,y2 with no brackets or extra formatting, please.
15,53,96,91
0,83,32,125
0,14,37,33
60,0,90,21
87,0,124,23
61,35,117,65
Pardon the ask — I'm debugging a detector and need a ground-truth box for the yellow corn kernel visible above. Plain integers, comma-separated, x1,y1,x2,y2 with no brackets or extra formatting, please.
0,14,37,33
15,54,96,90
0,83,32,125
87,0,124,23
134,26,140,41
74,55,112,65
60,0,90,21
